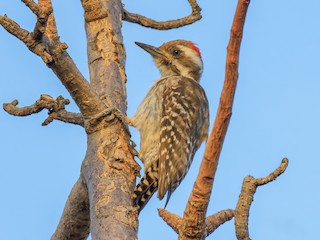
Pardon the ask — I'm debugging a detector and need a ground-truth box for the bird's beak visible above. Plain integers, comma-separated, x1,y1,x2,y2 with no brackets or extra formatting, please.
135,42,164,58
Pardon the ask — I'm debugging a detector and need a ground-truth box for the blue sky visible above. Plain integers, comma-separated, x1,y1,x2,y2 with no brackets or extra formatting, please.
1,0,319,239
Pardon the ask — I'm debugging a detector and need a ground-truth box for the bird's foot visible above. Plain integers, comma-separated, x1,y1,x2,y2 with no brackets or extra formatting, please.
129,140,139,157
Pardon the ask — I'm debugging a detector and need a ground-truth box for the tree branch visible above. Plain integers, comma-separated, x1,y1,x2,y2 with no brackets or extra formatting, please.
81,0,127,114
234,158,289,240
0,1,106,122
3,95,84,127
22,0,42,16
22,0,53,41
37,0,59,43
122,0,202,30
51,176,90,240
205,209,235,236
0,14,53,63
158,208,182,234
77,1,139,239
157,0,251,239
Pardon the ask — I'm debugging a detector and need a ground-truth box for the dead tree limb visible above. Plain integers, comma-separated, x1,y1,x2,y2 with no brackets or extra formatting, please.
158,0,251,239
122,0,202,30
234,158,289,240
0,14,53,63
78,1,139,239
1,1,138,239
158,208,234,237
205,209,235,236
51,175,90,240
22,0,53,41
0,1,105,122
158,209,182,234
3,95,84,127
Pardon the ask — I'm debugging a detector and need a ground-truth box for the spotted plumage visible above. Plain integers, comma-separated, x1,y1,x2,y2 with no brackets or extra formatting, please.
129,40,209,213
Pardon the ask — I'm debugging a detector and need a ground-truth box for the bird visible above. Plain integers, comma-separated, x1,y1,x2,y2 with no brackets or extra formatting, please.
127,40,209,213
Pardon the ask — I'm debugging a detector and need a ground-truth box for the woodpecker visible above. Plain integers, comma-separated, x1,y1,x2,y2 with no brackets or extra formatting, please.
128,40,209,213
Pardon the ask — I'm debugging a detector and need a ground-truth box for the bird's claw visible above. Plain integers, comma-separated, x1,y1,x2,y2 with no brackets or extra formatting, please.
130,140,139,157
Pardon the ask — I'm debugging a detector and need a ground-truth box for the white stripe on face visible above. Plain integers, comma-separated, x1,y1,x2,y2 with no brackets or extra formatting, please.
179,45,203,71
172,45,203,79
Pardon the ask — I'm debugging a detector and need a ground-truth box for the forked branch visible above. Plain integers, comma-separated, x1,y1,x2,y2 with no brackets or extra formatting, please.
0,1,105,121
158,208,234,237
3,95,84,127
234,158,289,240
22,0,53,41
123,0,202,30
0,15,53,63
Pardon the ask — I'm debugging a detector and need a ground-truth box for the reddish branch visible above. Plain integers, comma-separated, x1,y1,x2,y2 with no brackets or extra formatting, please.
122,0,202,30
159,0,251,239
3,95,84,127
235,158,289,240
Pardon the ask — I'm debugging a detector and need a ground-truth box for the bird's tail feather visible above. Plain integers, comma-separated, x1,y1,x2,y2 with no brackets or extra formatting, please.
133,163,158,213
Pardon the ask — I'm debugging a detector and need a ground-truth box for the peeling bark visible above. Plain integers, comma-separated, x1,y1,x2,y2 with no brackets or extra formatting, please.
82,0,127,113
81,127,138,239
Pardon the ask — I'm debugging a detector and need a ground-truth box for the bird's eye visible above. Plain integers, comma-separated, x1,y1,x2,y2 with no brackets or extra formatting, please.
172,49,181,56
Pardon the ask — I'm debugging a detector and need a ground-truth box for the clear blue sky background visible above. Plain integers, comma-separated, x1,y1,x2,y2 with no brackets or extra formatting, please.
0,0,319,239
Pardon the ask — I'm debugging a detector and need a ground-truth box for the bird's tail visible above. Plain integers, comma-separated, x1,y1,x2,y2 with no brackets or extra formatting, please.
133,163,158,213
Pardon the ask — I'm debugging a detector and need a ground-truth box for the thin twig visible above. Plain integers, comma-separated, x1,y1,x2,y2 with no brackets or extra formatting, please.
234,158,289,240
122,0,202,30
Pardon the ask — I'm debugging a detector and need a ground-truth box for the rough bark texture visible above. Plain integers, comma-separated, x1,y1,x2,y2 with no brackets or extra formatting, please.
83,0,127,113
1,0,139,239
51,176,90,240
81,127,138,240
205,209,235,237
234,158,288,240
3,95,84,127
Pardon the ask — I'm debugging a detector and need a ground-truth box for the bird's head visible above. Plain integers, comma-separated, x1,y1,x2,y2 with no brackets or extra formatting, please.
135,40,203,82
